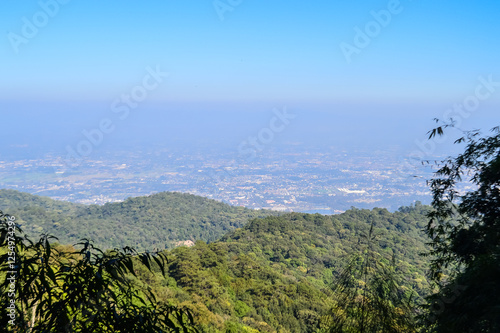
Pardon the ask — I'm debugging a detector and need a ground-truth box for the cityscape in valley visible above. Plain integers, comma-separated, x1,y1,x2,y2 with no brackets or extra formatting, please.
0,144,437,212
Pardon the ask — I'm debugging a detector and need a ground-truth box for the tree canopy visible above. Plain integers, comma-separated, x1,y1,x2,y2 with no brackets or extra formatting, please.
325,222,418,333
0,190,279,251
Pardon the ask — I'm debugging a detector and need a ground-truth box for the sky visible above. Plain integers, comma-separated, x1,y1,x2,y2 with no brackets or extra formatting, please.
1,0,499,157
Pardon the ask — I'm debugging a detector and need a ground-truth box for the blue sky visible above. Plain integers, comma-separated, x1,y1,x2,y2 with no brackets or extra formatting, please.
1,0,499,156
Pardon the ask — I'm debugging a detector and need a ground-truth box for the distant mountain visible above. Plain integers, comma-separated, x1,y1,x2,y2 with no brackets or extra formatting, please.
0,189,279,251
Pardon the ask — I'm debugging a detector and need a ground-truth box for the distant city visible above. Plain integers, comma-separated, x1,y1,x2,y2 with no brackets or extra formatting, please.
0,143,457,213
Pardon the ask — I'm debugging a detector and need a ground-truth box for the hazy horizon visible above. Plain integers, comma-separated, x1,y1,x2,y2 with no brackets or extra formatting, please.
2,1,499,164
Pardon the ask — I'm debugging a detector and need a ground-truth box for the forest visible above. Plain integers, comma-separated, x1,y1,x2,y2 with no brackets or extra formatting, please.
1,203,430,332
0,189,280,251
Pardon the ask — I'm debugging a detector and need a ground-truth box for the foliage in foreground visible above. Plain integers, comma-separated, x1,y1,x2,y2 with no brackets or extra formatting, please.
0,210,199,332
423,125,500,332
325,222,418,333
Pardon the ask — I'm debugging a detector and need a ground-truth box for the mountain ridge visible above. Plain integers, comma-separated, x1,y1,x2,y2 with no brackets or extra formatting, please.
0,189,280,251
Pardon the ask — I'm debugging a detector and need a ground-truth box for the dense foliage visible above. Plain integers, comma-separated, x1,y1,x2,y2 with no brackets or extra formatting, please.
0,190,279,251
128,207,432,332
325,222,418,332
0,210,198,332
1,190,434,332
423,126,500,332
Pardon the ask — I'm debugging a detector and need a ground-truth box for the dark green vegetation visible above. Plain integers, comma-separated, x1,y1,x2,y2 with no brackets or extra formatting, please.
1,189,432,332
0,190,279,251
327,223,418,332
154,207,430,332
423,126,500,332
0,210,199,332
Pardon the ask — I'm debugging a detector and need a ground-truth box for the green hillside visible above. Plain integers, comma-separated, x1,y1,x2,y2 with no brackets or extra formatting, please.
131,205,432,332
1,189,433,332
0,188,81,213
0,189,279,251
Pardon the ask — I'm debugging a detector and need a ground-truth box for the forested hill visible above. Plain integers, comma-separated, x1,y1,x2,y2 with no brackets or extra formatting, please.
0,188,82,213
221,205,431,295
1,189,434,331
138,205,432,332
0,189,279,251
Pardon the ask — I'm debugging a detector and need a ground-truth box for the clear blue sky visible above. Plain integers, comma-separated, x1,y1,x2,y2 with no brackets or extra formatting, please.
0,1,499,155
